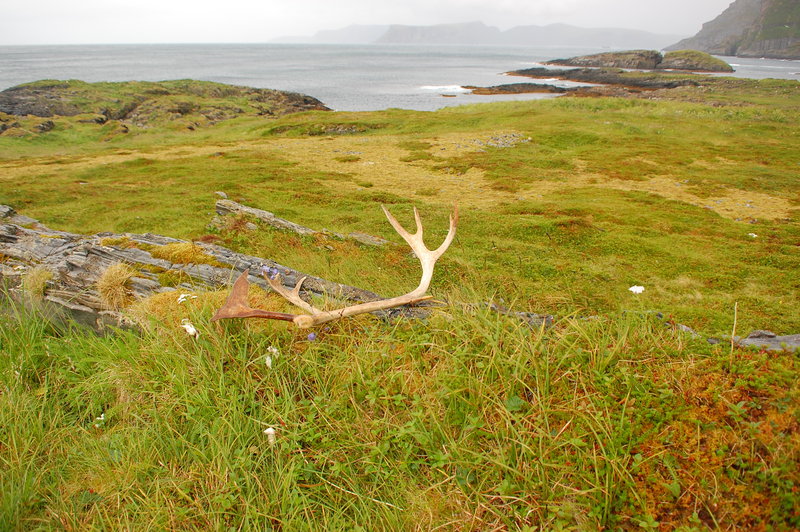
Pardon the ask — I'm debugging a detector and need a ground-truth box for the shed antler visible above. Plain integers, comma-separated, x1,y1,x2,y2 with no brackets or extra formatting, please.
212,204,458,328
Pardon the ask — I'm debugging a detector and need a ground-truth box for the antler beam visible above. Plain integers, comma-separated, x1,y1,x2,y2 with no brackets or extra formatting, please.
212,204,458,328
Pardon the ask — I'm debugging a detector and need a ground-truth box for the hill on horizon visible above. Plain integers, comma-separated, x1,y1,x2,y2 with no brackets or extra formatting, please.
274,21,682,49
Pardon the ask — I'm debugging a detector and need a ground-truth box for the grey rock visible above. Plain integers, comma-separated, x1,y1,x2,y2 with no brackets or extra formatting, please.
736,331,800,352
1,204,405,332
215,199,392,246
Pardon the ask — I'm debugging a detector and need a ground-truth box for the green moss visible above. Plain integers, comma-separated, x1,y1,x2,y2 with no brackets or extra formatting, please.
149,242,225,267
100,236,137,248
157,269,192,287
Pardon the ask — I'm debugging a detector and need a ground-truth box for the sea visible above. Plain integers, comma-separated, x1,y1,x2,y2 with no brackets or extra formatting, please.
0,43,798,112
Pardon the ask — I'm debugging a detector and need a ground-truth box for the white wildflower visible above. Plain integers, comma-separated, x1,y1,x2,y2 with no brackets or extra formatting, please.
181,318,200,339
267,346,279,356
628,285,645,294
747,233,757,238
264,355,273,369
263,427,277,445
177,293,198,304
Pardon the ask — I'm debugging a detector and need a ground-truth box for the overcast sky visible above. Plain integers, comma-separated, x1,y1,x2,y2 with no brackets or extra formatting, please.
2,0,734,45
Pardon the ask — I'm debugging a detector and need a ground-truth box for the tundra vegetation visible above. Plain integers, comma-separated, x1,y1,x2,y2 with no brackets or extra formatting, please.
1,75,798,529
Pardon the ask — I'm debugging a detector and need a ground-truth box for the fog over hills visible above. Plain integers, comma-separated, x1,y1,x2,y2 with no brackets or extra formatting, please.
274,21,682,49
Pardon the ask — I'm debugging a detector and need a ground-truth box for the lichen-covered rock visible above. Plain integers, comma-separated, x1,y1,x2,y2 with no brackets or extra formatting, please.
1,204,396,332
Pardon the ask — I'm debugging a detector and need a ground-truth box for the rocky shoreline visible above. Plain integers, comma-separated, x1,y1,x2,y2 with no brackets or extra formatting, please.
463,50,735,98
0,79,329,137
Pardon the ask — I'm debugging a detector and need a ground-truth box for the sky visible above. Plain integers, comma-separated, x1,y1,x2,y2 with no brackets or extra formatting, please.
1,0,735,45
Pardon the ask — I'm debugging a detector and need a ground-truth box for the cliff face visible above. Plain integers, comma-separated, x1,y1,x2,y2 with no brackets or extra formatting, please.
667,0,800,59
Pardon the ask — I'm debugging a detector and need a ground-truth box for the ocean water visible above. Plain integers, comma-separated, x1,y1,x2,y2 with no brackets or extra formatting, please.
0,43,798,112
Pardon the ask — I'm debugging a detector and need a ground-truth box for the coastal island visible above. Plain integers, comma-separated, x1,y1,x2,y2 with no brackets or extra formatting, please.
464,49,733,97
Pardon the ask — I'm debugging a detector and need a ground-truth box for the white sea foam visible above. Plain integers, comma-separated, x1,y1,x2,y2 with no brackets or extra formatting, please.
419,85,470,93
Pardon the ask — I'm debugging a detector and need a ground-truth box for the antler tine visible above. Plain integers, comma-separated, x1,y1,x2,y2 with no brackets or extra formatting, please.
381,204,413,242
433,205,459,258
413,206,423,237
265,273,321,315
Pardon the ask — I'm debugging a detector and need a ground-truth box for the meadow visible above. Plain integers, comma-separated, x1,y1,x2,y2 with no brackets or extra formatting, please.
1,75,799,529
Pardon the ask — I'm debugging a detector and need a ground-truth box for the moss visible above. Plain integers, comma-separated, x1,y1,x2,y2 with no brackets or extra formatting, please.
100,236,137,248
149,242,225,267
138,264,168,274
157,269,192,287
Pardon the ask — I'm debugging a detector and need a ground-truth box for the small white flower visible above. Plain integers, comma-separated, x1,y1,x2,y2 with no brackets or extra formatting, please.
263,427,276,445
267,346,280,356
181,319,200,339
628,285,645,294
747,233,757,238
177,293,198,304
264,355,273,369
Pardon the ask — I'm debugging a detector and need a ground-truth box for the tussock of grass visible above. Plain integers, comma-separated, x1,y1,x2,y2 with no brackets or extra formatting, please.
96,262,137,309
20,266,53,296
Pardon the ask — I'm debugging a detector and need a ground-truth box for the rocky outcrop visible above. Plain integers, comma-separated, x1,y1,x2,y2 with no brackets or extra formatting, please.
736,330,800,351
0,79,330,124
213,199,393,247
507,67,701,90
547,50,663,69
546,50,733,72
658,50,735,71
666,0,800,59
0,205,403,332
463,83,570,95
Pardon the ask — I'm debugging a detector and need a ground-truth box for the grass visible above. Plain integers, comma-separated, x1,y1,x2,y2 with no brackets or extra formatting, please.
1,73,799,528
1,297,797,529
2,90,798,333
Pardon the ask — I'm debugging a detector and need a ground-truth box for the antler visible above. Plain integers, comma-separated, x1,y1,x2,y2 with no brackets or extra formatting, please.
212,204,458,329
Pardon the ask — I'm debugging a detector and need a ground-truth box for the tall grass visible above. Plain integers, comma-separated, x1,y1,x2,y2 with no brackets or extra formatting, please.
1,296,797,529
